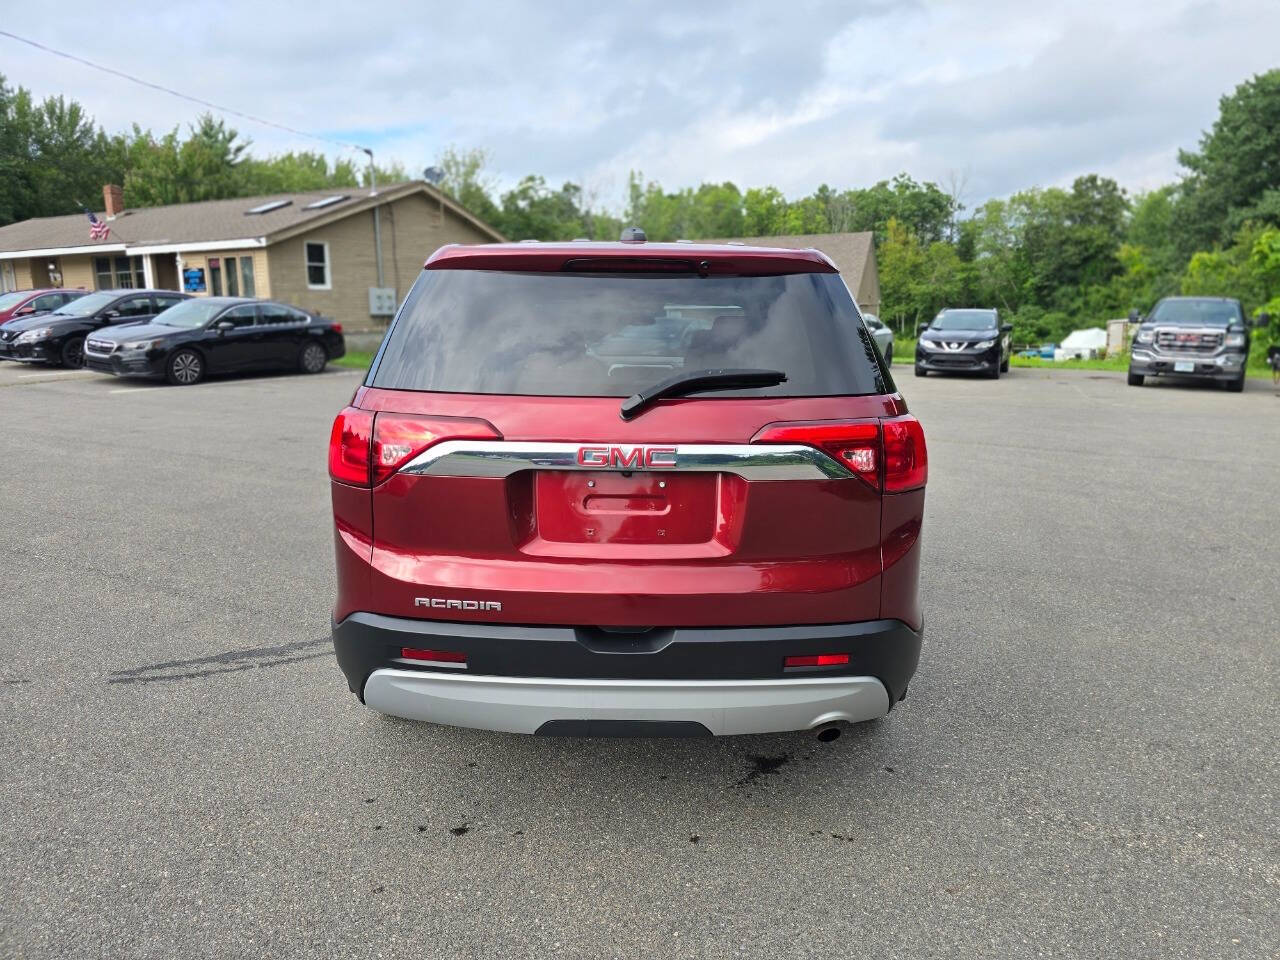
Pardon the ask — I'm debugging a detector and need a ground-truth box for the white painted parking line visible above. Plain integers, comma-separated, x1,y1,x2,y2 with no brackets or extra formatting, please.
108,387,159,395
17,370,90,379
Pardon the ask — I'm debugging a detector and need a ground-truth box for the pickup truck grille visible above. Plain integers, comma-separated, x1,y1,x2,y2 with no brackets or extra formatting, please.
1156,328,1222,351
85,339,117,356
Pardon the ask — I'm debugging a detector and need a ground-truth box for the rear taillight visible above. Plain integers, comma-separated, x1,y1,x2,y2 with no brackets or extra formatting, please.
328,408,502,487
331,322,343,334
751,420,881,488
751,415,927,492
882,415,927,493
328,406,374,486
371,414,501,485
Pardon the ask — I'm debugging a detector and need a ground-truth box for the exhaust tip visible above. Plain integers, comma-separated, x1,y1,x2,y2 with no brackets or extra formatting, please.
816,725,841,743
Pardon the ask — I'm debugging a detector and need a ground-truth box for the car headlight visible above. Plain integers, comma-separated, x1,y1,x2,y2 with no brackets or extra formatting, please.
1224,332,1246,348
123,339,164,351
974,339,995,349
15,327,52,343
1135,328,1154,344
918,337,936,347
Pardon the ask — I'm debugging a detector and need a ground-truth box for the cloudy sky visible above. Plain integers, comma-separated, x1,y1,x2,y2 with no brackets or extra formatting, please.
3,1,1278,209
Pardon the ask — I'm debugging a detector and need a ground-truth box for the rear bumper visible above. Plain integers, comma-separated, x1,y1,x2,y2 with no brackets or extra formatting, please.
363,669,891,736
334,612,921,735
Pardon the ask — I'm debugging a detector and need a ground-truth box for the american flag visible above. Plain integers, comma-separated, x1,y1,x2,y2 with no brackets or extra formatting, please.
87,209,110,241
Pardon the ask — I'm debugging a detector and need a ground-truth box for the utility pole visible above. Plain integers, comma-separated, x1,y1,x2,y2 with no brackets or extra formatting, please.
362,147,385,289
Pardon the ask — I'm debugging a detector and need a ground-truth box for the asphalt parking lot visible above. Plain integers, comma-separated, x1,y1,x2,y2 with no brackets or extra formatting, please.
1,361,1276,959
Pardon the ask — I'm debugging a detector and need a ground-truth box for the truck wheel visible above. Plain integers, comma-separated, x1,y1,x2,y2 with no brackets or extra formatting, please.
1127,371,1144,387
987,361,1000,379
1000,354,1009,373
914,365,926,377
1225,372,1245,393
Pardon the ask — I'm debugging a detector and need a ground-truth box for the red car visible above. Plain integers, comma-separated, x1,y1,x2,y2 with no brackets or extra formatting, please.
328,232,927,739
0,288,87,327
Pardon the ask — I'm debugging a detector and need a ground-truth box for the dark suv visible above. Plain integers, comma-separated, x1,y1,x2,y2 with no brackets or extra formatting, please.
1127,297,1265,392
0,289,188,367
328,235,928,739
915,308,1012,378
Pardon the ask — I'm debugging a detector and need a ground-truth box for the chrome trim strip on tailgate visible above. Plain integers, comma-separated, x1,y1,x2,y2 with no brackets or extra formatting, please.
398,441,853,481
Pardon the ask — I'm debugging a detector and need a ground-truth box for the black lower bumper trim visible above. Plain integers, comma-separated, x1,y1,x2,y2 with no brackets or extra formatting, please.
535,719,713,738
333,612,922,705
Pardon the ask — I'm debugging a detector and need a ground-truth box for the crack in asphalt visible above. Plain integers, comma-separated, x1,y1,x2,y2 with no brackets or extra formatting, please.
107,637,332,684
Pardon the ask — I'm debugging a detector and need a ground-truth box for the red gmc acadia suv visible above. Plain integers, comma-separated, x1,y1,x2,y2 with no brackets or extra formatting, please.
328,234,927,739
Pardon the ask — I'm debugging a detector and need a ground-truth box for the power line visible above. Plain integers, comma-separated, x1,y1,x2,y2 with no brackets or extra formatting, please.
0,28,370,155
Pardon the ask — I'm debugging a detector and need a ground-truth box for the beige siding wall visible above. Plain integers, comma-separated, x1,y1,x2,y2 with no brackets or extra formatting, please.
857,253,881,316
266,193,493,331
60,255,96,291
176,249,270,298
14,255,96,290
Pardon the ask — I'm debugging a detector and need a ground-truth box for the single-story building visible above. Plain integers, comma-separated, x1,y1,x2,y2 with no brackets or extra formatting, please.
0,181,504,334
709,232,880,316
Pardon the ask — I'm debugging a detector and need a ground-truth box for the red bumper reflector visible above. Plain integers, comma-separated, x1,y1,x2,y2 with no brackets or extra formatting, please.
784,653,850,668
400,647,467,664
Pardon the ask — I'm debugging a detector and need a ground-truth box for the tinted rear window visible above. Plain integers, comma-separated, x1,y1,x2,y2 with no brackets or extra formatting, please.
370,269,884,397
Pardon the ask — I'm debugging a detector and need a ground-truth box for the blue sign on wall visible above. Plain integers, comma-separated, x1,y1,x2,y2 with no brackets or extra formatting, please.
183,267,206,292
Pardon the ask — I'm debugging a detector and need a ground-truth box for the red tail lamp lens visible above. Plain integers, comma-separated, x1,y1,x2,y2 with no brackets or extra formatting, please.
371,414,501,485
401,647,467,665
752,420,881,488
784,653,850,668
882,415,928,493
328,406,374,486
328,409,501,487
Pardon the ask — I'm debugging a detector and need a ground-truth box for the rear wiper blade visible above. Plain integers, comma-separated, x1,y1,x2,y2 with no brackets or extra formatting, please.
620,367,787,420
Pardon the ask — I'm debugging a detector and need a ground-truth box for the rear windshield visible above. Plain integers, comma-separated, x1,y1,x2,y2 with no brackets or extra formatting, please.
1149,299,1242,327
370,269,884,397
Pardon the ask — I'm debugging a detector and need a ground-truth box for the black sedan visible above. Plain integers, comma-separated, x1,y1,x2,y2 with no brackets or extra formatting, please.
914,308,1013,379
83,297,346,385
0,289,189,366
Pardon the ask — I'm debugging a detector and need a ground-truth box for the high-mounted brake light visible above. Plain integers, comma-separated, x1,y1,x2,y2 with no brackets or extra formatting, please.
751,415,927,492
751,420,881,488
327,409,501,487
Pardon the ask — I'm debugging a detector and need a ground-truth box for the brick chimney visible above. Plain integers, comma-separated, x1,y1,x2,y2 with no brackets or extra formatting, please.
103,184,124,219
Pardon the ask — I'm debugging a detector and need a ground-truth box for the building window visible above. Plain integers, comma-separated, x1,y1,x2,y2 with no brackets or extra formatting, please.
209,258,223,296
219,255,257,298
94,256,145,290
305,241,330,290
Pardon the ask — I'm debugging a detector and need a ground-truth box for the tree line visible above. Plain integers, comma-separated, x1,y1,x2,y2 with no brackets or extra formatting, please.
2,69,1277,358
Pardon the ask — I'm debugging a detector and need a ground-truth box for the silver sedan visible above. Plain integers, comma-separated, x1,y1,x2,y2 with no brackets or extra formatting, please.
862,313,895,364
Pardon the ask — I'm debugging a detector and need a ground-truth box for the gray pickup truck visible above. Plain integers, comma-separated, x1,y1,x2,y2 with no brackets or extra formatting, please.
1128,297,1269,392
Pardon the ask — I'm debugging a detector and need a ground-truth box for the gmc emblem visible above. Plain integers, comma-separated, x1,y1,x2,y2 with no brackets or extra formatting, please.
576,445,677,469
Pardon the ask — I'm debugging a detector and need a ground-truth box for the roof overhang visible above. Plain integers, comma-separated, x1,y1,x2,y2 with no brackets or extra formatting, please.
0,237,267,261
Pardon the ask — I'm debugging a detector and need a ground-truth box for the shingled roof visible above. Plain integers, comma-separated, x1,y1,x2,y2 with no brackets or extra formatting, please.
0,180,503,256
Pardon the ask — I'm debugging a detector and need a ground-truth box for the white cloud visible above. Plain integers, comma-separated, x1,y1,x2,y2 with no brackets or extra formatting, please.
2,0,1277,209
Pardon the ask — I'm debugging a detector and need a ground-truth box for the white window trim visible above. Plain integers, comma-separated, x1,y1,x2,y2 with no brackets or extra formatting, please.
305,241,331,291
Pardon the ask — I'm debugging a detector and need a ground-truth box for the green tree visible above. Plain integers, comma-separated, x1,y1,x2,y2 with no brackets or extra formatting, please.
1174,69,1280,254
